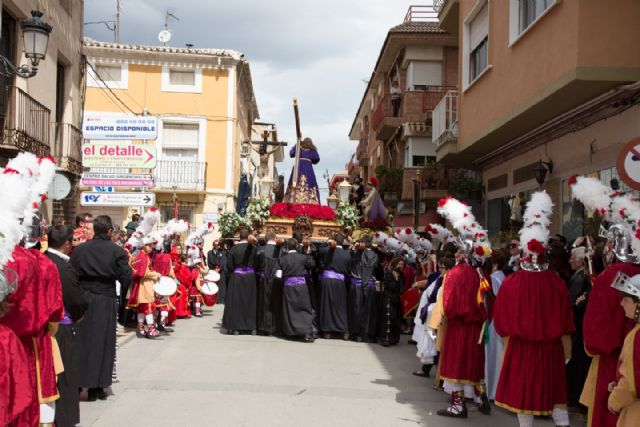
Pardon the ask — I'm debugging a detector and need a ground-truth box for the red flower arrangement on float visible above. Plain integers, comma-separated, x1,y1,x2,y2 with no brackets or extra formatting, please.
269,203,336,220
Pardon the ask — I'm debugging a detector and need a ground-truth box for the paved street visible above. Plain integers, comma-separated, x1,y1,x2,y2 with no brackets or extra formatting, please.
78,307,580,427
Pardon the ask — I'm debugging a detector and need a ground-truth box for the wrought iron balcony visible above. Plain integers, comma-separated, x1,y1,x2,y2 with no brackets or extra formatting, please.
53,123,83,174
1,86,50,156
154,160,206,191
432,90,458,148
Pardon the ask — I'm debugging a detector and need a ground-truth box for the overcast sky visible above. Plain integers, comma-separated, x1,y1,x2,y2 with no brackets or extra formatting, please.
84,0,428,200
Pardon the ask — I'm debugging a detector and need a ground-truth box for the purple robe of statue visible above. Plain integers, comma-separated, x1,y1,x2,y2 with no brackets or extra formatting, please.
284,146,320,204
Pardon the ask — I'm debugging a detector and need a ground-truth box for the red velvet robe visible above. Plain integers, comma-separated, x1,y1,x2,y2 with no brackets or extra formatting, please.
126,251,151,308
494,269,575,415
0,246,64,426
173,261,192,318
581,263,640,427
0,324,32,426
152,252,174,314
439,262,486,384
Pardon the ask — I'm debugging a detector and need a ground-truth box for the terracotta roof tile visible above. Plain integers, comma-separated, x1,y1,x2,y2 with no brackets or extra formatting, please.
389,21,448,34
83,37,243,60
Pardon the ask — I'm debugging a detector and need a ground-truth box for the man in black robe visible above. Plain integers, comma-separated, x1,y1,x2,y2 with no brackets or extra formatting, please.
348,235,379,342
46,225,88,426
70,215,131,402
256,232,283,335
223,229,258,335
318,233,351,339
280,238,316,342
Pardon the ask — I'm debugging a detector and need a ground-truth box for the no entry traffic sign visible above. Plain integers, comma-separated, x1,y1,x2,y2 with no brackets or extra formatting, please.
617,137,640,191
80,192,155,207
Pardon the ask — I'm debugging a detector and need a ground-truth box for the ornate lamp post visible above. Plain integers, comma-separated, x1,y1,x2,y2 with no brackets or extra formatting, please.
327,193,339,210
0,10,53,78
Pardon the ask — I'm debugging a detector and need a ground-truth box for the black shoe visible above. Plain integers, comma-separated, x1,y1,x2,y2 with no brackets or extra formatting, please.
158,322,174,333
87,388,97,402
342,332,349,341
251,330,257,336
478,393,491,415
381,340,390,347
408,339,417,345
96,387,108,400
355,336,363,343
322,333,331,340
303,334,315,343
233,330,240,336
436,406,468,418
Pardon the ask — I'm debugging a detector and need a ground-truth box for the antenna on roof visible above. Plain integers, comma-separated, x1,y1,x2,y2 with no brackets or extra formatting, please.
158,9,180,46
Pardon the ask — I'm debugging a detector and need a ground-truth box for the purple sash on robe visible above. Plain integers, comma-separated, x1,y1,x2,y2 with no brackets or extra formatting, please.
233,266,255,275
351,278,376,287
59,310,73,326
284,276,306,287
321,270,345,281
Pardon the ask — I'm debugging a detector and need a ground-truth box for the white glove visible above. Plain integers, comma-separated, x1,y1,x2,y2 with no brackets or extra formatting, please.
565,357,571,365
428,329,437,341
275,270,283,279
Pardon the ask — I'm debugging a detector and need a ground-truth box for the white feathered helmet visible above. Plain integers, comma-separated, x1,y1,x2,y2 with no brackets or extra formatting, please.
436,197,491,264
519,191,553,272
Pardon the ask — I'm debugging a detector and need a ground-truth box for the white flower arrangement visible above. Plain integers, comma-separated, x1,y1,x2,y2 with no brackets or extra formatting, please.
218,212,251,237
245,197,272,227
336,204,358,228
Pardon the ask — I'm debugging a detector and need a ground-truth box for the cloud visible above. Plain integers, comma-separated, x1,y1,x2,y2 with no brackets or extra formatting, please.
84,0,423,200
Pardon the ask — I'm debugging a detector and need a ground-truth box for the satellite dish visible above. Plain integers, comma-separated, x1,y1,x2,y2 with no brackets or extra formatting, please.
158,29,172,43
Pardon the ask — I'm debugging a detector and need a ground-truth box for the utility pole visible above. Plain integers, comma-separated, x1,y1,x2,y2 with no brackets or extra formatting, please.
115,0,121,43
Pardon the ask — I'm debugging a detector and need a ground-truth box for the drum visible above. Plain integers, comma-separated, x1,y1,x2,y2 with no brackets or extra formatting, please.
204,270,220,283
153,276,178,297
401,287,420,319
200,281,219,307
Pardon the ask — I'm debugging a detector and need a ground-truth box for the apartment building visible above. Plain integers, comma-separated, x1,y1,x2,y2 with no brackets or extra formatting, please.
349,6,465,227
0,0,85,225
82,38,260,229
433,0,640,240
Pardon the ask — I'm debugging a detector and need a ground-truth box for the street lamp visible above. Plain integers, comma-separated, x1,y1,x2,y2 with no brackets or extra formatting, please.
534,160,554,186
338,180,351,205
0,10,52,78
327,193,339,210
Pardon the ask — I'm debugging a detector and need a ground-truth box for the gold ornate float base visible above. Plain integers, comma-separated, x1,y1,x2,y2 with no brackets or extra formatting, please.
259,217,342,241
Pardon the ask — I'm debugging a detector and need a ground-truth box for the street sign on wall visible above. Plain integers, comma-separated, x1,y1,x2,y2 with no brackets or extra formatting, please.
82,142,157,168
617,137,640,191
80,192,155,207
82,178,155,188
83,114,158,140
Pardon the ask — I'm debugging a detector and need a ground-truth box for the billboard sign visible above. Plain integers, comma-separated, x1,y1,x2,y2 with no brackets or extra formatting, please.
82,114,158,140
82,142,156,168
80,192,156,207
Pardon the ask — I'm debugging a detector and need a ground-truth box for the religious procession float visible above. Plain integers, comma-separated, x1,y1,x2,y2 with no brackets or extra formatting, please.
216,99,396,243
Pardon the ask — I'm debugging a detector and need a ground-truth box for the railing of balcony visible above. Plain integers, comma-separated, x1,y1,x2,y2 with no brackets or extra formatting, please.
432,90,458,147
371,94,394,131
423,85,457,119
53,123,83,174
433,0,446,13
2,86,51,156
404,5,439,22
154,160,207,191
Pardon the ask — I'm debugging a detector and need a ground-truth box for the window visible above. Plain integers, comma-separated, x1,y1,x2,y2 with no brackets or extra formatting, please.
169,69,195,86
519,0,554,33
159,202,196,225
162,66,202,93
468,2,489,84
162,122,199,150
88,62,128,89
469,37,488,82
407,61,442,91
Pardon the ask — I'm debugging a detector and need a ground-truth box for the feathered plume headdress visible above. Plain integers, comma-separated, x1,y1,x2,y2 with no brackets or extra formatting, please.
570,175,614,220
186,222,215,247
425,223,456,244
437,197,491,262
127,207,162,249
519,191,553,271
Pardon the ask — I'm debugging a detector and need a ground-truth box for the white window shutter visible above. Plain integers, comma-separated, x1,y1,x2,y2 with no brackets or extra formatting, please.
469,2,489,51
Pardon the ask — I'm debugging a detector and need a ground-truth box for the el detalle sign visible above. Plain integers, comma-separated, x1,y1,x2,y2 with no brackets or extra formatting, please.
83,142,157,168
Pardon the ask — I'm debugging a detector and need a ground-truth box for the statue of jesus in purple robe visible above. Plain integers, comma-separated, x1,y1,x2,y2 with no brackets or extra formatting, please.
284,137,321,205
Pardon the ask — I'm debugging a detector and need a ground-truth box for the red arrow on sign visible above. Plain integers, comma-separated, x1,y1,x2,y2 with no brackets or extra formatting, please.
144,148,154,164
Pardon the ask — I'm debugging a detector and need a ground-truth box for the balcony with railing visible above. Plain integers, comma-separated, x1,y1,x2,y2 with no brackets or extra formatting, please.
1,86,51,156
372,86,456,141
432,90,458,150
404,5,438,22
401,167,451,200
154,160,207,191
53,123,83,174
356,138,369,166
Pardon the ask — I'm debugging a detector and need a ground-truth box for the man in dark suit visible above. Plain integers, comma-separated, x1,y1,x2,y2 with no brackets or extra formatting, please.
46,225,88,426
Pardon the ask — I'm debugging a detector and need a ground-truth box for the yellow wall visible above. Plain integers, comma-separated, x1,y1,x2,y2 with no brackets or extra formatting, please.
84,64,231,189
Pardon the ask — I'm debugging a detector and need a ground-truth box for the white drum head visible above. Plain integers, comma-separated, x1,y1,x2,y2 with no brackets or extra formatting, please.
154,276,178,296
204,271,220,283
200,282,219,296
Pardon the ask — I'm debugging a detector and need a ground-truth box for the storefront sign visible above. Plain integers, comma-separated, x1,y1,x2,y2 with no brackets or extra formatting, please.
80,192,156,207
82,114,158,140
82,142,156,168
617,137,640,191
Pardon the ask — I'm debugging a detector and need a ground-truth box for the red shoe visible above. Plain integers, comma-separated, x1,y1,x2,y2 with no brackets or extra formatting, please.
136,323,147,338
147,323,160,338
